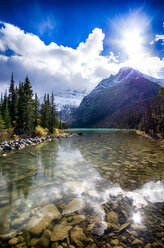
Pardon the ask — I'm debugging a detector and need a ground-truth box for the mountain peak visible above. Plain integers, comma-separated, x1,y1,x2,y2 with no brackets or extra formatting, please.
117,67,142,81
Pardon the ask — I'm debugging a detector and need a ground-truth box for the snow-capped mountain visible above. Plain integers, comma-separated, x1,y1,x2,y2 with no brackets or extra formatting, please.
54,89,88,122
91,67,164,96
72,67,163,128
40,89,88,122
54,89,88,111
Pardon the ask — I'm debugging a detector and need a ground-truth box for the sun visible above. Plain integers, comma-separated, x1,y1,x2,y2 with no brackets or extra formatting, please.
122,29,143,58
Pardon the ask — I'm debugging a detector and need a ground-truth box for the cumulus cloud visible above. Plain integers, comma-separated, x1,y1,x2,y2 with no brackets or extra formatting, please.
0,22,163,95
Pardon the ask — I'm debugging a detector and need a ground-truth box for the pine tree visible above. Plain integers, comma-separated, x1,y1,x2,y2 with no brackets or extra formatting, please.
41,94,50,129
33,93,40,128
0,110,5,132
159,87,164,115
2,91,11,128
17,82,26,131
24,76,33,132
9,73,17,125
49,92,58,133
140,103,156,134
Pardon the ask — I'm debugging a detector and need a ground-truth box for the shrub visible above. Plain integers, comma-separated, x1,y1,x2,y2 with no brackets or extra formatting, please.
12,134,18,140
53,128,60,136
35,125,48,137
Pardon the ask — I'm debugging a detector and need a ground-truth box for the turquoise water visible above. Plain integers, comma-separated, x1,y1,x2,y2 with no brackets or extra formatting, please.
0,130,163,247
63,128,134,132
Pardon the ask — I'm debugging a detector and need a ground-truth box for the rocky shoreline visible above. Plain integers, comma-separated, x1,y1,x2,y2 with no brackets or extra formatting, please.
0,133,77,153
136,130,164,148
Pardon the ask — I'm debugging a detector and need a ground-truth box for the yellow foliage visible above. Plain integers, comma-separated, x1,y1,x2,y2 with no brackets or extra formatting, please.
53,128,59,136
59,130,67,135
12,134,18,140
35,125,48,137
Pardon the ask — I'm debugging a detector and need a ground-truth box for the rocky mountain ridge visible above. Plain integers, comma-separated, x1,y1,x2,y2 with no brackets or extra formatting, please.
71,67,163,128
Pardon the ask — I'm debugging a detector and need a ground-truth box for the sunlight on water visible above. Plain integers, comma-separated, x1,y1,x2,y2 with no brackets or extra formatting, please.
0,131,163,247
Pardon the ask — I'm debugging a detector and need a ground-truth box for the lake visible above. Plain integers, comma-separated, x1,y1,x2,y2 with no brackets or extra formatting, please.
0,130,164,247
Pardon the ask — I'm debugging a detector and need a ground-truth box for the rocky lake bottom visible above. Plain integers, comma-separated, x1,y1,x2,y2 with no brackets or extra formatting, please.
0,130,164,248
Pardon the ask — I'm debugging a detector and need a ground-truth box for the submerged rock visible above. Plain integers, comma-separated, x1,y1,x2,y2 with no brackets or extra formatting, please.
0,230,18,240
131,224,147,231
29,215,52,235
8,237,18,246
69,215,85,225
119,223,130,233
107,211,119,225
39,204,61,220
63,198,85,214
0,217,11,234
132,238,144,246
51,224,72,241
70,226,87,247
110,239,120,246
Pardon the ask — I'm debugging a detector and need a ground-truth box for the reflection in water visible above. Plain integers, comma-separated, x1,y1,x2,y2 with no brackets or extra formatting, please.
133,212,142,224
0,132,164,247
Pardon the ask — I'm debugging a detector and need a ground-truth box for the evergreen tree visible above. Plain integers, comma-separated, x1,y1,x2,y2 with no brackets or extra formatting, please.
159,87,164,115
140,103,156,134
49,92,58,133
2,91,11,128
0,110,5,132
41,94,50,128
24,76,33,132
17,82,26,131
9,73,17,125
33,93,40,128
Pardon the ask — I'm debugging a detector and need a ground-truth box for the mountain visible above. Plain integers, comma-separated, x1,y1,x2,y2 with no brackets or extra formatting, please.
54,89,88,122
72,67,163,128
39,89,88,122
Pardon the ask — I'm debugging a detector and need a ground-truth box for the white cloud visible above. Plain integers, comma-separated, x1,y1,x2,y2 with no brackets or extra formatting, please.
150,32,164,46
0,22,163,96
155,34,164,45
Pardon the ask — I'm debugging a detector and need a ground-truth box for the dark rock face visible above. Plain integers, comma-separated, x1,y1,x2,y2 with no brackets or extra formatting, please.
72,67,161,128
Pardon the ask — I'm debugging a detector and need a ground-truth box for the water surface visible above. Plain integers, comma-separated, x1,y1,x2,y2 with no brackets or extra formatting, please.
0,130,164,247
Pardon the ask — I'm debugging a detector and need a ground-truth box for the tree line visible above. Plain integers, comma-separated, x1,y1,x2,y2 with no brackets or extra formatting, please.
0,73,64,134
139,87,164,137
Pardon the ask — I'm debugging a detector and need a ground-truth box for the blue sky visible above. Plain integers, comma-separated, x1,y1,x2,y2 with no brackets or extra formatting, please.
0,0,164,94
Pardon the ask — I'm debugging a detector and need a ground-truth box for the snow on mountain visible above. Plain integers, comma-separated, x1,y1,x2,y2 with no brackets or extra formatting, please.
54,89,88,111
39,89,88,122
90,67,164,97
72,67,162,128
